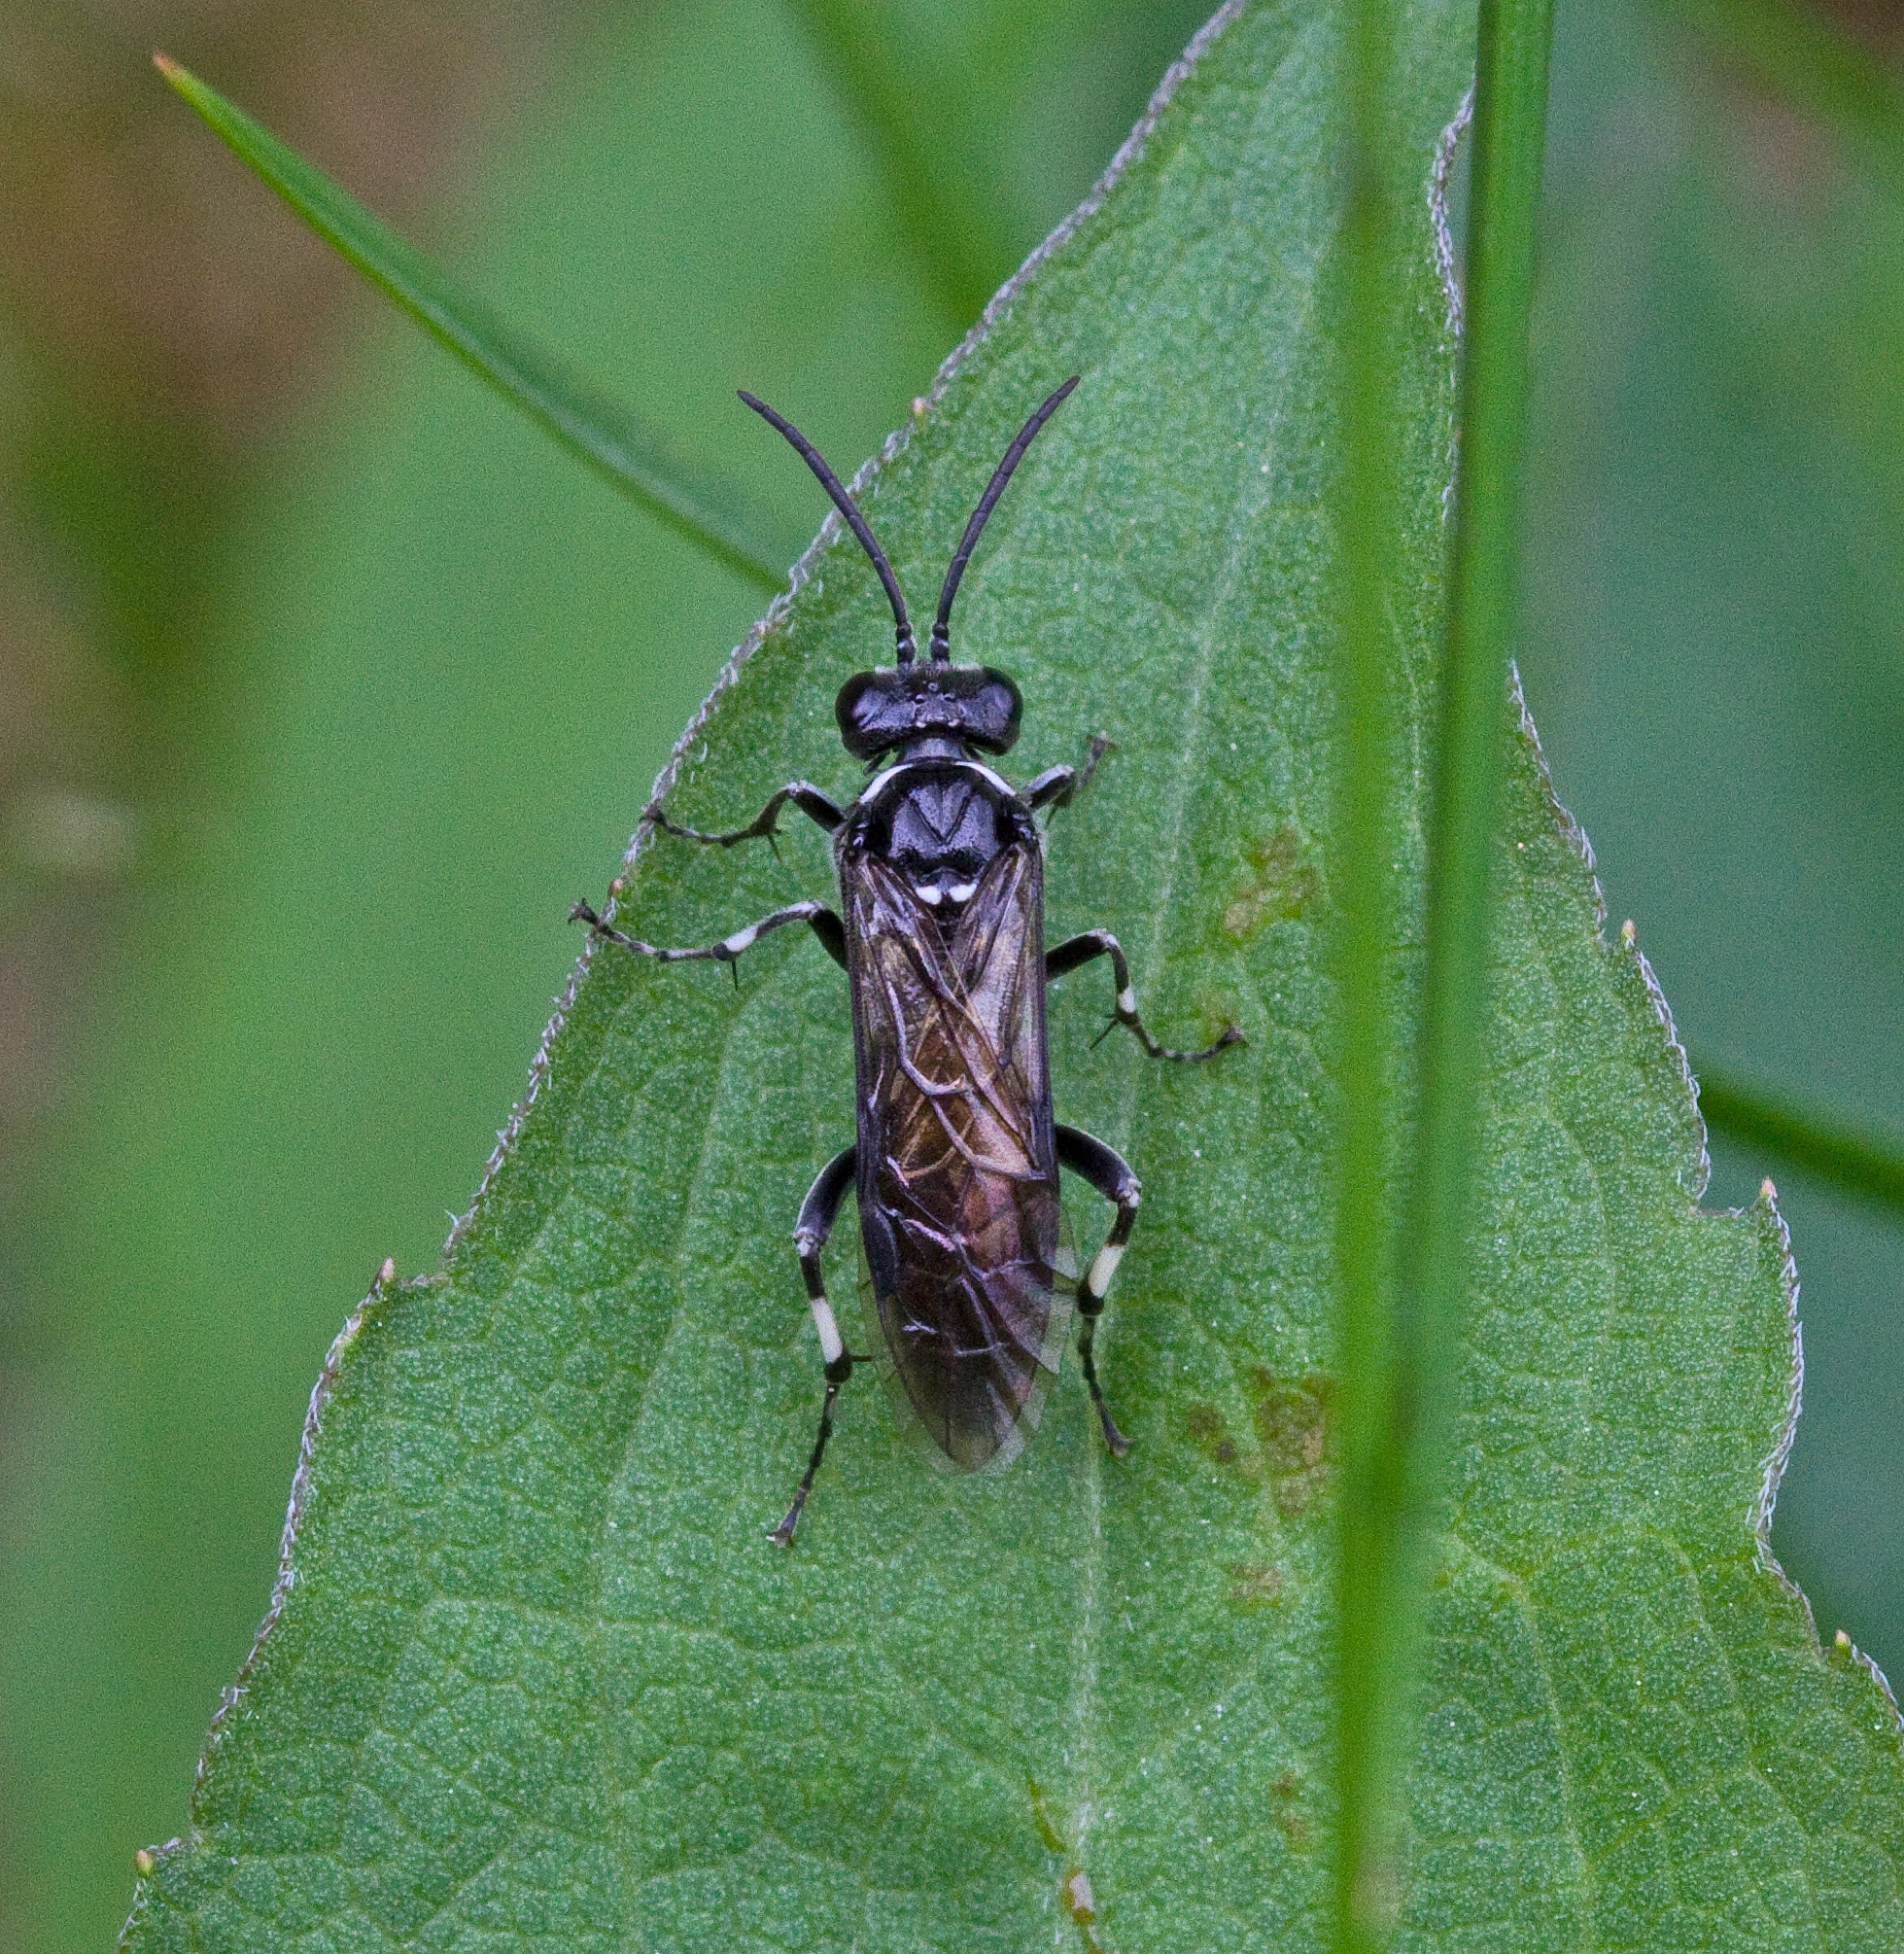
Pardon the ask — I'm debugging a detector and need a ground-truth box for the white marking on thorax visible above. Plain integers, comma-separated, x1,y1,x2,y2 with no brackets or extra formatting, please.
723,923,760,956
858,758,1019,816
1117,986,1136,1017
947,881,978,904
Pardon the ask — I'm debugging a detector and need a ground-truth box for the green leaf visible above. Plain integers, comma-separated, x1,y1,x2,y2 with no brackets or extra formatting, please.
125,3,1904,1949
154,54,794,592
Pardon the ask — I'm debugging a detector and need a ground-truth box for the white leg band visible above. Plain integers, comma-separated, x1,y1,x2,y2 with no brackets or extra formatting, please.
1086,1239,1125,1300
809,1293,845,1366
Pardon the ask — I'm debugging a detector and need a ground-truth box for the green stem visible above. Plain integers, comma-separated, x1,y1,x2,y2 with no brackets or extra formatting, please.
1331,0,1555,1938
1690,1056,1904,1212
155,55,789,594
1328,0,1406,1937
1401,0,1556,1535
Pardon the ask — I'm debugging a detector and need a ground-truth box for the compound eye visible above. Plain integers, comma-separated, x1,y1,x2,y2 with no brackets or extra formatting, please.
836,670,910,758
963,672,1022,753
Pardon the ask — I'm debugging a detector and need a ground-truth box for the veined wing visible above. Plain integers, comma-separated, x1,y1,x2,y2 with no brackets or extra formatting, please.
845,838,1067,1472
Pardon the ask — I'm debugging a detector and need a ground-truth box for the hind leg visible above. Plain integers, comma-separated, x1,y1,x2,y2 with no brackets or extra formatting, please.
770,1145,859,1546
1056,1125,1142,1457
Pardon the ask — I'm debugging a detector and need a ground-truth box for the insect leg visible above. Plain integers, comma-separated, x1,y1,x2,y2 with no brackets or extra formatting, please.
645,781,844,851
1024,734,1111,817
571,897,848,972
1045,930,1243,1060
1056,1124,1141,1458
771,1144,859,1548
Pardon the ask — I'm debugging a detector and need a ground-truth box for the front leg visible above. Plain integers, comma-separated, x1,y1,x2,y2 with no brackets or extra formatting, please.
571,897,848,971
1046,930,1243,1061
1056,1124,1142,1457
1024,734,1110,818
645,780,844,849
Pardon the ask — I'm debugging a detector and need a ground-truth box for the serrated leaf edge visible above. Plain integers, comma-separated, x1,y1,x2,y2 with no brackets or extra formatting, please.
121,1258,406,1930
1510,663,1903,1747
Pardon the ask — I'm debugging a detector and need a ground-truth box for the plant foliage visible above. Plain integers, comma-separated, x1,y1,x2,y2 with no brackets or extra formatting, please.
126,0,1904,1947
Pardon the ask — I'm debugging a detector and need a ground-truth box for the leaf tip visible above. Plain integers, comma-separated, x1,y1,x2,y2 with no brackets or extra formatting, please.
1620,917,1637,947
376,1255,397,1288
1760,1175,1779,1204
133,1848,156,1877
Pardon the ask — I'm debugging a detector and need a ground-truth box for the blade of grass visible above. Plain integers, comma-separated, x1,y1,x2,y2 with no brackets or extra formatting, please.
154,54,790,593
1689,1054,1904,1211
1331,0,1555,1938
1327,0,1408,1933
1406,0,1557,1477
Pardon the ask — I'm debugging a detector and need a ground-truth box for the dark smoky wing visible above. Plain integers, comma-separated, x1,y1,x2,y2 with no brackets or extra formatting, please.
844,839,1066,1472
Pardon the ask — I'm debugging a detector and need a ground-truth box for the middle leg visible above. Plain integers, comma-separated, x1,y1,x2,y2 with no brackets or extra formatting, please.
572,896,848,972
1046,930,1243,1061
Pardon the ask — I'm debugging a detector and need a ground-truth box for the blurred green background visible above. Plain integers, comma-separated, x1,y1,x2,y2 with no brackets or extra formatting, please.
1,0,1899,1947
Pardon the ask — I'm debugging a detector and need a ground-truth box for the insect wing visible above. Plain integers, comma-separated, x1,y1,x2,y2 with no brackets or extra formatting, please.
856,1211,1077,1459
845,838,1068,1472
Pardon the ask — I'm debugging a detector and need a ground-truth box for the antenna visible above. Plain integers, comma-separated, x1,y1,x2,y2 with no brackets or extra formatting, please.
739,391,916,664
930,375,1079,661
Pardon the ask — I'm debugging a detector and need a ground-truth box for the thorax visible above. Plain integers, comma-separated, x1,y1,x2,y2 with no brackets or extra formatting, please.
840,753,1032,914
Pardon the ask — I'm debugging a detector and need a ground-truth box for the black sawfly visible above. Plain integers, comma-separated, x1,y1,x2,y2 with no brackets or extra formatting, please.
574,377,1242,1543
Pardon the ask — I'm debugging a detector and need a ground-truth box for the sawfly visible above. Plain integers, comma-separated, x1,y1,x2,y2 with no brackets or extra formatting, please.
575,378,1241,1542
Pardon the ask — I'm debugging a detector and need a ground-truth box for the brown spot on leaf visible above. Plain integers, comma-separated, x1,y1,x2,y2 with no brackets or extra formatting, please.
1271,1769,1312,1847
1275,1804,1313,1850
1246,1369,1333,1516
1026,1777,1065,1855
1229,1561,1282,1606
1186,1401,1240,1468
1224,823,1321,941
1064,1867,1110,1954
1029,1782,1112,1954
